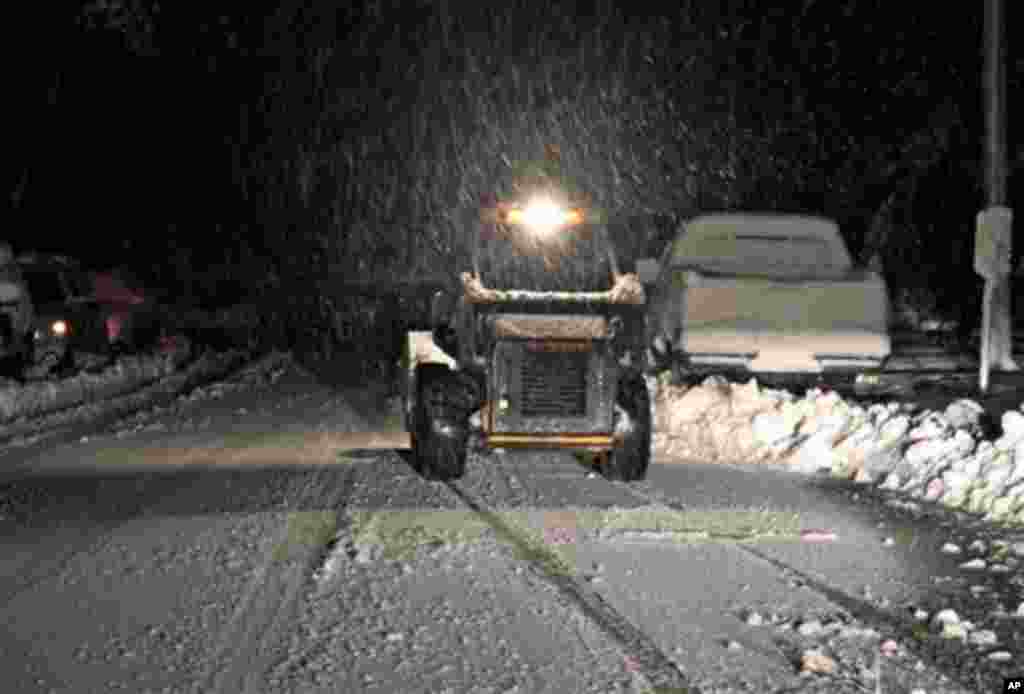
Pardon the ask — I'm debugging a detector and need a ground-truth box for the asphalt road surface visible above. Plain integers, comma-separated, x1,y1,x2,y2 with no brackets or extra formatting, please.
0,356,1021,693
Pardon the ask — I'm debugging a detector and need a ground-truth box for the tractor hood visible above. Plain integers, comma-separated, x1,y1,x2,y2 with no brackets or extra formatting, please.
461,272,644,306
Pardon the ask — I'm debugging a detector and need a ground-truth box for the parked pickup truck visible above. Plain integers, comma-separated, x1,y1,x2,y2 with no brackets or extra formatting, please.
645,213,890,376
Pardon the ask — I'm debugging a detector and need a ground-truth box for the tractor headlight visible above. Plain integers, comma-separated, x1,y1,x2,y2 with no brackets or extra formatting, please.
51,320,69,337
502,197,584,237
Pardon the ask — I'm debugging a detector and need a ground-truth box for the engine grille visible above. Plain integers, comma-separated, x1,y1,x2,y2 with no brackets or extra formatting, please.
520,350,588,417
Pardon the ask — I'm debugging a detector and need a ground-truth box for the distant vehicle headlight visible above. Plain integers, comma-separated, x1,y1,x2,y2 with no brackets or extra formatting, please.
51,320,69,337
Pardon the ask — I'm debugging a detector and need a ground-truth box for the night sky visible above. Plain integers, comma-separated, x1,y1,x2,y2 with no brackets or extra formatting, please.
5,1,1023,312
9,2,275,269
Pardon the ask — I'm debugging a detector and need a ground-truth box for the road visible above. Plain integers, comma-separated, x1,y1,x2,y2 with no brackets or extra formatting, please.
0,355,1020,693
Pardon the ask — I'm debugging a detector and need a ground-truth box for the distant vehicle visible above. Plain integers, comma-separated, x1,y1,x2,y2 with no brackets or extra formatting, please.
89,268,162,354
0,243,34,379
16,253,109,375
644,213,891,378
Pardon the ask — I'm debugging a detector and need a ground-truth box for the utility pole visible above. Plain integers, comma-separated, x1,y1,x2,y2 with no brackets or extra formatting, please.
977,0,1017,393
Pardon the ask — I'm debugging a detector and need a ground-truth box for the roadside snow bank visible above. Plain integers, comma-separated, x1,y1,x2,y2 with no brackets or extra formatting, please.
0,347,279,449
0,338,192,426
650,374,1024,526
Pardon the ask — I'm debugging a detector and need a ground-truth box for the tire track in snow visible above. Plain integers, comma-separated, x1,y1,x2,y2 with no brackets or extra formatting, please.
611,479,990,694
441,474,701,694
199,462,357,694
198,385,392,693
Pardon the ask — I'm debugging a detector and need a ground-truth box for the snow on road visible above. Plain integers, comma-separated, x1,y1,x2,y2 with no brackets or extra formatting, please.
0,358,648,693
0,354,1021,692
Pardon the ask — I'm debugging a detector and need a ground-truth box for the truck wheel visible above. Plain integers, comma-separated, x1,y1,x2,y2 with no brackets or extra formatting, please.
414,364,472,481
2,334,32,382
602,369,651,482
30,346,67,380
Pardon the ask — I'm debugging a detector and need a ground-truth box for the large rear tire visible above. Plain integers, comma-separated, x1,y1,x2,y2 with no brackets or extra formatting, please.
602,369,651,482
414,364,473,481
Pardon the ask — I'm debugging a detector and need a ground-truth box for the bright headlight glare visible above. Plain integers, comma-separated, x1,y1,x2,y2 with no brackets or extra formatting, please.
509,197,581,235
51,320,68,337
524,198,563,229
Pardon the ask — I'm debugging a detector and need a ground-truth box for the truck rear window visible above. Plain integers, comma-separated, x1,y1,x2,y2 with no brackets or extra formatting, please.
672,235,848,276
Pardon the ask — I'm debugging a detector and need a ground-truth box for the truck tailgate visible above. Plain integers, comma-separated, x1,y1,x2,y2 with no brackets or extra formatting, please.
681,273,890,367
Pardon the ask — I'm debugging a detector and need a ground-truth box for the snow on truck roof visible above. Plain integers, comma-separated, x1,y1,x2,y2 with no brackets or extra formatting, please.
668,213,852,274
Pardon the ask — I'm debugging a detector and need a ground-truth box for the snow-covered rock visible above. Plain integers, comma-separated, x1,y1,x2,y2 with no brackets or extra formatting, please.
944,399,985,431
880,473,902,491
1001,410,1024,438
988,497,1019,521
674,380,731,422
728,378,773,418
904,437,955,466
647,370,1024,526
940,622,967,641
954,455,983,479
1008,460,1024,486
967,629,998,647
751,411,799,447
877,414,912,447
965,488,994,514
909,412,950,441
859,444,904,481
924,477,945,501
949,429,977,458
981,461,1014,494
941,469,975,495
789,429,841,475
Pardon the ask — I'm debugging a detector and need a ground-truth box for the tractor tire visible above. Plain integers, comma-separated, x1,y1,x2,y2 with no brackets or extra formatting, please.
602,368,651,482
414,364,473,481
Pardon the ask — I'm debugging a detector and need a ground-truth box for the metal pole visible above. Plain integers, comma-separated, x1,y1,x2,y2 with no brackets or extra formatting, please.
985,0,1007,207
978,0,1014,392
980,281,994,393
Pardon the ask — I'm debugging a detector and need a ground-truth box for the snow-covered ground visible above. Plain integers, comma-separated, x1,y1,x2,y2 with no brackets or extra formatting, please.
0,342,282,458
5,330,1024,540
7,337,1024,534
0,337,193,426
648,372,1024,528
2,350,1023,692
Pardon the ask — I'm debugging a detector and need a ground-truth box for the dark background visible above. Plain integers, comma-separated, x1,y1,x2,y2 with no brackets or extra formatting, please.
5,0,1023,351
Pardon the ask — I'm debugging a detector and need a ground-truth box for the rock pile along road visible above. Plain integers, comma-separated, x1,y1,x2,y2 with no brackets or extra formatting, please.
0,353,1021,693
